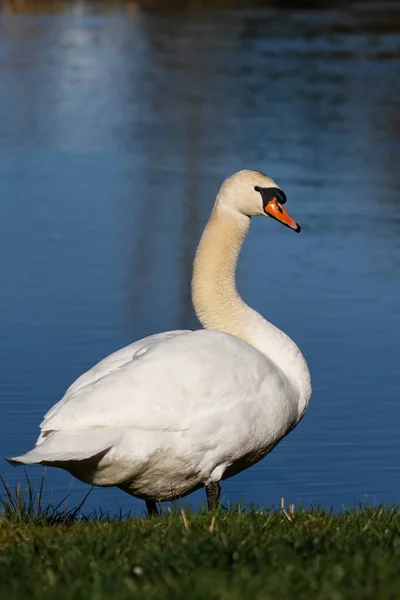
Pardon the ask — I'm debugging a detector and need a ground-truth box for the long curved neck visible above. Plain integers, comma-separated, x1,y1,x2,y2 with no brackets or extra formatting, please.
191,200,311,408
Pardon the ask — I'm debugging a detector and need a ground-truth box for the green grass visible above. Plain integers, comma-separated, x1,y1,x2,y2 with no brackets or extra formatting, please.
1,477,400,599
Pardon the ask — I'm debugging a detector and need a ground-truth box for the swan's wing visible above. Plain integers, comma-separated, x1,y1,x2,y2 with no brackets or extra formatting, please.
41,330,191,427
39,329,292,438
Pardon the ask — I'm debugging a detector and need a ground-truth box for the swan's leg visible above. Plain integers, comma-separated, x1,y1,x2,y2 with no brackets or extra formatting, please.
145,500,159,516
206,481,221,510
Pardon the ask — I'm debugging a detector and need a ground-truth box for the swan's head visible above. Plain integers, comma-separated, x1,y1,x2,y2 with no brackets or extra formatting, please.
218,169,300,232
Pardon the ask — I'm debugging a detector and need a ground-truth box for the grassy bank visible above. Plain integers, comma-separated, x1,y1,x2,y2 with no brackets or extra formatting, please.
1,484,400,600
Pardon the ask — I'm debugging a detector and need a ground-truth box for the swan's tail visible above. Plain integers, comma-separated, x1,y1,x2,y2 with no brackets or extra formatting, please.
6,428,122,466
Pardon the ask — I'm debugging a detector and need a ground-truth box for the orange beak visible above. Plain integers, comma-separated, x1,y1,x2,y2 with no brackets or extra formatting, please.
264,198,301,233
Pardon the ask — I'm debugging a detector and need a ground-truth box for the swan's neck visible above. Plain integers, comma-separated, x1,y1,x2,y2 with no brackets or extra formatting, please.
191,201,311,409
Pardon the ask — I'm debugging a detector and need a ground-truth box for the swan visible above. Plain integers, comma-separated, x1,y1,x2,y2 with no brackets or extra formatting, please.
7,170,312,515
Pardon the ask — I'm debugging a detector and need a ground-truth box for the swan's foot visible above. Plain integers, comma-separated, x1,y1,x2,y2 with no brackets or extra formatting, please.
145,500,159,516
206,481,221,510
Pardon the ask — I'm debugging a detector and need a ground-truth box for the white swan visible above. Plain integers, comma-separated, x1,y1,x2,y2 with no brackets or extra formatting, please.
7,170,311,514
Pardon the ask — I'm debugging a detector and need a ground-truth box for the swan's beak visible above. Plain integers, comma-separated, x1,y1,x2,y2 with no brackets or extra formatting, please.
264,199,301,233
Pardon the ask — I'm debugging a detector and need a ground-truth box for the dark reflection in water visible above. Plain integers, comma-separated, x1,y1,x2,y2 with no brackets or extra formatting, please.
0,1,399,514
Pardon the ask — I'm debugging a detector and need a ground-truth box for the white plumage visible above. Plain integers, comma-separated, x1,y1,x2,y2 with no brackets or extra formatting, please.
8,170,311,513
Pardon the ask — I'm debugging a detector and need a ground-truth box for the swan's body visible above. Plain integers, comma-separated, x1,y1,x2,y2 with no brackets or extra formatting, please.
8,170,311,512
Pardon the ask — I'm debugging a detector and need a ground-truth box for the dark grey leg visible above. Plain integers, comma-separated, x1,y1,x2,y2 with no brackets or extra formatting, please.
206,481,221,510
145,500,159,516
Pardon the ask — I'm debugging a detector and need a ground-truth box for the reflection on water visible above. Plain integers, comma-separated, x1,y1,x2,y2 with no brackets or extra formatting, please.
0,1,399,514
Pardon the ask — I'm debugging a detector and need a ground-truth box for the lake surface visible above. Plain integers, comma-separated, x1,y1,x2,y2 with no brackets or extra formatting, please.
1,1,399,515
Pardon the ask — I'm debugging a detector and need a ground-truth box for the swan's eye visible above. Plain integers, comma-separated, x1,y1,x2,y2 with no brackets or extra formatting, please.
254,186,261,192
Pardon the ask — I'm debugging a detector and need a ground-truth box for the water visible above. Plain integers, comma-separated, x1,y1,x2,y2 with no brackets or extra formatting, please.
0,1,399,514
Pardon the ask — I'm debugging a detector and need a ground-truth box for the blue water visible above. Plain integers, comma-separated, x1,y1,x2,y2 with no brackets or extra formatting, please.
1,2,399,515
